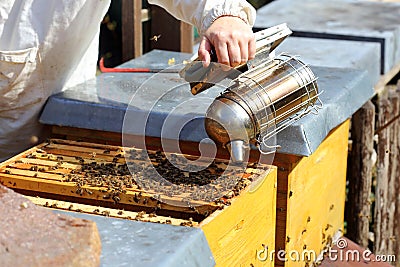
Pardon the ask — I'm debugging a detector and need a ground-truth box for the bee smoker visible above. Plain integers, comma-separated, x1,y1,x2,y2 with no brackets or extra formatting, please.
205,54,322,163
180,24,322,163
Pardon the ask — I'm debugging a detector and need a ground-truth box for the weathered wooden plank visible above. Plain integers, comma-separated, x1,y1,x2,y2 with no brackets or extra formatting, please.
394,83,400,266
345,100,375,248
387,90,399,256
374,94,392,255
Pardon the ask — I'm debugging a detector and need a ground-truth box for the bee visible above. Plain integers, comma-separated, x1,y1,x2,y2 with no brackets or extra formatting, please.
85,188,93,195
150,34,161,42
102,210,110,217
112,195,121,204
26,154,36,159
76,188,83,195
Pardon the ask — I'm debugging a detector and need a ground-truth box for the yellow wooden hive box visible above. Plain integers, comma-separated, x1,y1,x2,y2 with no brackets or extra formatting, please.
271,120,350,266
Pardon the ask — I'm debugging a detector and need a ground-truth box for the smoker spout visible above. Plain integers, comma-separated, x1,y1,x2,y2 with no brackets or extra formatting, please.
226,140,250,164
205,97,255,163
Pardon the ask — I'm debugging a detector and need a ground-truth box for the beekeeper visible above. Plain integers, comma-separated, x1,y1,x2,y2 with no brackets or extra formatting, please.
0,0,256,161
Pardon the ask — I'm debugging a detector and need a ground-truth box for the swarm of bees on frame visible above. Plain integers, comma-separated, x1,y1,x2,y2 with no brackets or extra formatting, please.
59,148,253,205
3,142,262,224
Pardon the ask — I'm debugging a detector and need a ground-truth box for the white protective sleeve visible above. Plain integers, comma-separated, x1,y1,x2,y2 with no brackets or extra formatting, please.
147,0,256,35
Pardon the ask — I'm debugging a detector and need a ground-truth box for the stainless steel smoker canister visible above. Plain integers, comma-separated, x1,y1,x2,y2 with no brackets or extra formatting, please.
205,54,321,163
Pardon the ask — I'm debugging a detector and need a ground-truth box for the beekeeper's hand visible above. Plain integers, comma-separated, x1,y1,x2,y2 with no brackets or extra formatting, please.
198,16,256,68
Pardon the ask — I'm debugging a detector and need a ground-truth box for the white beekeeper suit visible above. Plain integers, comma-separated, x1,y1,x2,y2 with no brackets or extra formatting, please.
0,0,255,162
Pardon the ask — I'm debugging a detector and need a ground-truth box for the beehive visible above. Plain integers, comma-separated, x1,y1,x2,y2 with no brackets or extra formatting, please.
0,139,277,267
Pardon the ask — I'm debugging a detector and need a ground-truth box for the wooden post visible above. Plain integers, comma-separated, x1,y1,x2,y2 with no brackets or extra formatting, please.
345,100,375,248
121,0,143,62
180,22,194,54
150,5,193,54
387,90,399,256
374,94,389,255
394,82,400,266
374,87,399,255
